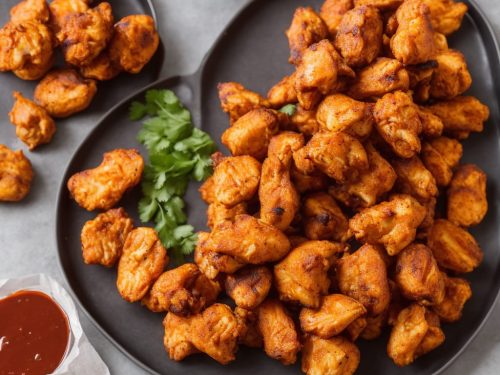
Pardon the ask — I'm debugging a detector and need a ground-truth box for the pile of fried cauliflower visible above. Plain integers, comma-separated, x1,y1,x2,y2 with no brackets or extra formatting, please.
0,0,159,202
65,0,490,373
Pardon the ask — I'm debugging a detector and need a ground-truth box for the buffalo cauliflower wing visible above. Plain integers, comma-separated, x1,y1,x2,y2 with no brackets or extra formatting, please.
219,82,271,124
421,137,462,187
422,0,468,36
0,145,33,202
225,266,272,310
10,0,49,24
432,274,472,322
392,156,438,201
430,50,472,100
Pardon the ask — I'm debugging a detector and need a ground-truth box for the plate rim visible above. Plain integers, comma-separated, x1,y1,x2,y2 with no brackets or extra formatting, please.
54,1,500,374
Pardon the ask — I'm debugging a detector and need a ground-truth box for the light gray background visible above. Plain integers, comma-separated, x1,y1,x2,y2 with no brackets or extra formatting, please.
1,0,499,374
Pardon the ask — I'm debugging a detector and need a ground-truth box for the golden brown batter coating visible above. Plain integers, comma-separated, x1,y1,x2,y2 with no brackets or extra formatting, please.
373,91,422,158
347,58,410,101
291,167,329,194
266,74,298,108
395,244,445,306
34,68,97,117
0,20,54,80
162,312,198,361
219,82,271,124
302,192,350,242
203,214,291,264
300,294,367,338
320,0,354,36
407,61,437,104
67,148,144,211
49,0,90,40
289,106,321,136
447,164,488,227
354,0,403,10
9,91,56,150
427,219,483,273
257,299,301,365
10,0,49,24
335,5,383,68
116,227,168,302
418,106,444,138
360,311,388,340
142,263,220,315
349,195,426,256
0,145,33,202
222,108,280,160
80,50,122,80
235,307,262,348
316,94,373,139
392,156,438,200
422,0,468,36
211,155,261,207
199,175,215,204
275,240,344,308
387,304,445,366
286,7,328,65
329,142,396,209
427,96,489,139
59,2,114,67
225,266,272,310
109,15,159,74
207,202,247,229
432,275,472,322
421,137,462,187
337,244,391,315
268,131,305,162
390,0,436,65
80,207,133,267
293,131,368,183
430,50,472,99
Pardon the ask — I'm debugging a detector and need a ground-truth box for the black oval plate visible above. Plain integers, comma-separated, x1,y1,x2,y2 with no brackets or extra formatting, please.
56,0,500,374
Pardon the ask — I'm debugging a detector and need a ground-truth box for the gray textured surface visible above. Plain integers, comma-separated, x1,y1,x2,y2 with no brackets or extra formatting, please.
0,0,499,374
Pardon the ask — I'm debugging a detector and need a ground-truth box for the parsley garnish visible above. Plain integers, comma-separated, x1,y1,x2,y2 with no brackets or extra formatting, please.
130,89,216,263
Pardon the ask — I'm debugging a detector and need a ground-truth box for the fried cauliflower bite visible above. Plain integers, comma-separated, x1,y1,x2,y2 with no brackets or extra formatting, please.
316,94,373,139
0,145,33,202
116,227,168,302
336,244,391,315
10,0,49,24
302,192,350,242
349,195,427,256
109,15,159,74
9,91,56,150
293,131,368,183
354,0,403,10
211,155,261,207
142,263,220,315
392,156,438,200
218,82,271,124
417,196,436,238
294,40,355,110
387,304,445,367
320,0,354,36
59,2,114,67
422,0,468,36
421,137,462,187
207,202,246,229
302,335,360,375
406,61,438,103
418,106,444,138
345,316,368,341
373,91,423,158
347,58,410,101
0,21,54,80
49,0,89,39
291,167,329,194
329,143,397,209
235,307,263,348
34,68,97,117
222,108,280,160
259,153,300,231
257,299,301,365
433,275,472,322
163,304,239,364
300,294,367,338
80,207,133,267
67,149,143,211
79,50,122,80
268,131,305,162
427,219,483,273
360,311,388,340
275,241,344,308
447,164,488,227
334,5,383,68
427,96,490,139
225,266,272,310
395,244,445,306
290,106,321,136
390,0,436,65
194,232,244,280
204,214,291,264
267,74,298,108
430,50,472,99
286,7,329,65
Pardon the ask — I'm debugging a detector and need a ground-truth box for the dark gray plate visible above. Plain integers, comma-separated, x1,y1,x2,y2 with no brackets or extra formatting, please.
56,0,500,374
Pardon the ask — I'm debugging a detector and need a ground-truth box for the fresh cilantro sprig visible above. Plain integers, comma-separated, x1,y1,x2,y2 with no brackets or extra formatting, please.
130,89,216,263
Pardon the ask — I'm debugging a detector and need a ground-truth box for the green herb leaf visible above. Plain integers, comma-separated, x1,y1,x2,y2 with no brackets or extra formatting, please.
279,104,297,116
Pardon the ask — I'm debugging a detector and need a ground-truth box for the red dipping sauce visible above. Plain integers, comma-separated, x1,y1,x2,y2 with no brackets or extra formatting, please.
0,290,70,375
